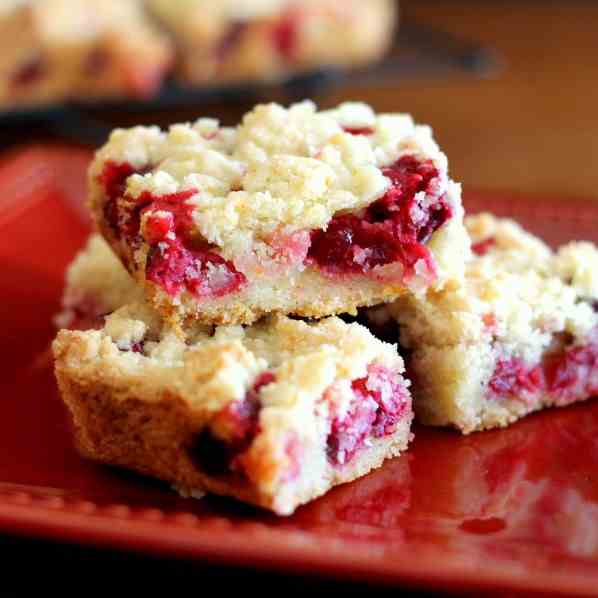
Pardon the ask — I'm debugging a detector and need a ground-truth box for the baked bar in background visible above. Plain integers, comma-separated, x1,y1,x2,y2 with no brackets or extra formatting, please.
54,305,413,515
0,0,172,109
89,100,468,326
369,214,598,433
146,0,396,84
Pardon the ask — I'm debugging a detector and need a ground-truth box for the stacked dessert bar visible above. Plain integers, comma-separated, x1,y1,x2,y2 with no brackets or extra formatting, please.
369,213,598,433
52,100,598,515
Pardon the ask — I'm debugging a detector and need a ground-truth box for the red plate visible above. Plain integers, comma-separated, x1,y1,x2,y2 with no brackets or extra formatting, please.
1,146,598,597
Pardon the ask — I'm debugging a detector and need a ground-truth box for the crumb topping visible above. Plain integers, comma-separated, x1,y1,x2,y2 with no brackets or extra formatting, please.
90,101,452,265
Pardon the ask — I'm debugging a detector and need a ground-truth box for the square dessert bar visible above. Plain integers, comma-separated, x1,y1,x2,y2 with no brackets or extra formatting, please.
89,101,468,326
54,306,413,515
0,0,172,109
146,0,396,84
54,234,143,331
371,213,598,433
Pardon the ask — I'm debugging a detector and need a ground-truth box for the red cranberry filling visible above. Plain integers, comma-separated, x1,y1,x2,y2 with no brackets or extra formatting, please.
488,328,598,401
126,188,196,242
472,237,496,256
146,236,246,299
271,10,300,61
343,126,374,136
98,162,245,300
307,155,452,280
188,372,275,476
544,340,598,396
488,358,542,397
11,56,45,87
117,340,145,354
98,161,151,237
327,364,410,466
141,191,246,298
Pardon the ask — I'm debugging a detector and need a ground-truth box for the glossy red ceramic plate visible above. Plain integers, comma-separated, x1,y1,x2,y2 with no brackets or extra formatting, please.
1,146,598,596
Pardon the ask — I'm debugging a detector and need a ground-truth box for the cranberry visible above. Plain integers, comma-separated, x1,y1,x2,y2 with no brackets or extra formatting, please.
137,189,246,299
98,172,246,301
12,56,44,87
327,365,410,466
130,341,145,354
306,155,452,280
98,161,151,236
120,188,197,243
544,343,598,393
488,358,542,397
99,161,139,203
146,236,246,299
488,328,598,402
343,126,374,136
472,237,496,256
327,398,377,466
271,10,299,61
144,212,174,245
116,340,145,354
309,215,401,274
188,372,275,476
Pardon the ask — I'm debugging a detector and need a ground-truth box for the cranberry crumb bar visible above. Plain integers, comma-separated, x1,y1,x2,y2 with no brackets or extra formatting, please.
369,214,598,433
89,101,468,326
146,0,396,85
53,305,413,515
54,234,143,331
0,0,172,109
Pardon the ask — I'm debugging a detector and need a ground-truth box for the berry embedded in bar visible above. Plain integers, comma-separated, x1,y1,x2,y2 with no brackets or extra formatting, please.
368,214,598,434
53,305,413,515
88,101,469,326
